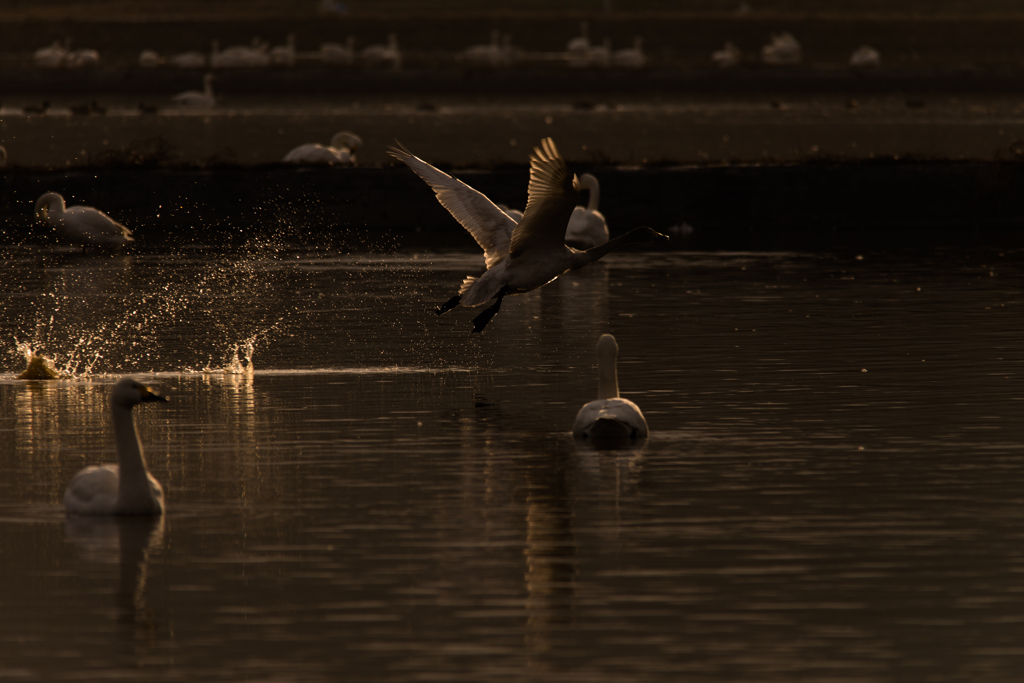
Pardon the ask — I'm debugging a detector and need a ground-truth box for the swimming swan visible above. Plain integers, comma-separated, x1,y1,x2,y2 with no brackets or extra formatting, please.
283,131,362,164
388,138,668,333
64,378,169,516
35,192,133,245
172,73,216,107
573,334,649,440
565,173,609,249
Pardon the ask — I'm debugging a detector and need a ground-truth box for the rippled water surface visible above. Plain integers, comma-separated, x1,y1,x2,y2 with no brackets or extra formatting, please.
1,246,1022,681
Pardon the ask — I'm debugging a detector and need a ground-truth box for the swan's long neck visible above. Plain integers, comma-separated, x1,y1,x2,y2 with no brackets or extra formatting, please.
203,75,214,96
597,336,619,400
113,405,150,495
580,174,600,211
569,228,647,270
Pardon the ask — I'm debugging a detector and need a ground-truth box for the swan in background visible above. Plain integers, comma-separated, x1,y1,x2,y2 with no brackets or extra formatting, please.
462,31,514,67
35,192,134,245
761,32,802,65
389,138,668,333
573,334,649,440
211,38,270,68
321,36,356,64
172,73,216,107
0,144,7,167
270,33,297,66
34,40,68,68
64,378,168,516
850,45,881,67
497,204,524,222
66,49,100,68
283,131,362,164
567,21,590,53
361,33,401,69
565,173,609,249
168,50,207,68
613,36,647,68
711,41,742,68
138,49,163,67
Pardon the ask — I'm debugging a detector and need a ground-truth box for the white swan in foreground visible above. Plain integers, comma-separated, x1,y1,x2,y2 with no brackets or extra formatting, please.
64,378,169,516
573,334,648,440
283,131,362,164
35,192,133,245
565,173,608,249
388,138,668,333
172,73,216,107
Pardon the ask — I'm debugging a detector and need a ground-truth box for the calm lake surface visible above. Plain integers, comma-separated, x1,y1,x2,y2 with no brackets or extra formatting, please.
0,245,1022,681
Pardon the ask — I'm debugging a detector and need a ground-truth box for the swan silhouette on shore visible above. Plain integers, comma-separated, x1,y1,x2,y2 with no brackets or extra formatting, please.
389,138,668,333
573,334,649,440
172,73,216,107
64,378,169,516
283,131,362,164
565,173,608,249
35,192,133,245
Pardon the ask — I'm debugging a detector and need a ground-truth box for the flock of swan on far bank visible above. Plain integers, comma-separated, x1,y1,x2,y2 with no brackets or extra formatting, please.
33,23,881,75
42,136,659,518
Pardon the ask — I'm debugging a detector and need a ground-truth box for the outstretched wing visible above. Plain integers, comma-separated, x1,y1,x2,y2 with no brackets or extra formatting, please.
388,143,516,270
509,138,579,259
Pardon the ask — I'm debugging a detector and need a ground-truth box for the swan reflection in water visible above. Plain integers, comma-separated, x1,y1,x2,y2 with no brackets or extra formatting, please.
64,515,165,631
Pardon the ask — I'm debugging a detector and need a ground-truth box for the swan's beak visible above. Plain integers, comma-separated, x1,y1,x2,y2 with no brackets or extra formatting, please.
140,386,169,403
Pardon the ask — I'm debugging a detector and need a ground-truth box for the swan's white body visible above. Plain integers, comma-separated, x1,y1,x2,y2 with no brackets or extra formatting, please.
35,192,133,245
64,378,168,516
169,51,207,68
566,21,590,53
211,40,270,68
34,41,67,68
463,31,514,67
172,73,216,107
573,334,649,440
361,34,402,69
283,131,361,164
321,37,356,64
66,49,100,68
849,45,881,67
270,34,297,66
138,50,163,67
565,173,608,249
388,138,668,332
712,41,742,68
613,37,647,68
762,32,802,65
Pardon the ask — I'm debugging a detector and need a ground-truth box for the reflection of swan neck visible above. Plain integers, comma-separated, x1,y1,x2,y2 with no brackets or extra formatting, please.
579,173,600,211
597,334,619,399
113,405,149,496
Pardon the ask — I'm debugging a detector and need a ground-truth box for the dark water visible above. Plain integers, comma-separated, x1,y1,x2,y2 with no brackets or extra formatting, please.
1,246,1022,681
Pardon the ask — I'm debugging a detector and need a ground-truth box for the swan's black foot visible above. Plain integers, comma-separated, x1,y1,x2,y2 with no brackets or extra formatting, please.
471,287,507,334
436,294,461,316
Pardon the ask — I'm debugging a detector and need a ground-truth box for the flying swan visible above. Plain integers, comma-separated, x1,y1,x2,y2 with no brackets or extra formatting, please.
388,138,668,333
35,192,133,245
573,334,649,440
64,378,169,516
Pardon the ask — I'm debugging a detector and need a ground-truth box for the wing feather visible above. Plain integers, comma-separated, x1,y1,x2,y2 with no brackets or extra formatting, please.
509,137,579,259
388,144,516,270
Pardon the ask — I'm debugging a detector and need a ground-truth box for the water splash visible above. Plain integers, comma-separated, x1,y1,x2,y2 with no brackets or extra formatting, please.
14,340,65,379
